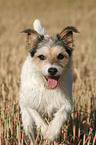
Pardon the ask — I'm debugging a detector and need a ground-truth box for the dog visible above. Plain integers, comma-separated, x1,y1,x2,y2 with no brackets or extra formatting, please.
19,19,78,144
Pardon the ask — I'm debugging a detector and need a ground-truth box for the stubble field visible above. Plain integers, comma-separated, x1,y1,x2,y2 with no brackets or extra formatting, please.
0,0,96,144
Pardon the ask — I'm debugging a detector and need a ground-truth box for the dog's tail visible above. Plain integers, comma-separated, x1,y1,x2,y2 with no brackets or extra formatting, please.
33,19,46,35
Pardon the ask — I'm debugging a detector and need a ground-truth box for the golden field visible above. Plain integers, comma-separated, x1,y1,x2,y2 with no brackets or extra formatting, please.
0,0,96,144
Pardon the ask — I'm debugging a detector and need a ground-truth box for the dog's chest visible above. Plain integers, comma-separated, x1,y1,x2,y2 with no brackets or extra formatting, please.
32,87,65,116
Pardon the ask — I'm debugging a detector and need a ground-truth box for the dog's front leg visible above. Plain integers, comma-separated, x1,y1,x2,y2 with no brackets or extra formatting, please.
21,107,36,145
27,108,48,136
44,106,71,141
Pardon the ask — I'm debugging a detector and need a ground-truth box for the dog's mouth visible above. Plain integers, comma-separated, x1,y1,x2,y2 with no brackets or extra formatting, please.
45,76,60,88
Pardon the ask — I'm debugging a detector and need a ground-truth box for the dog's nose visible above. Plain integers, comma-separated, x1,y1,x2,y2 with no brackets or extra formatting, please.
48,68,58,76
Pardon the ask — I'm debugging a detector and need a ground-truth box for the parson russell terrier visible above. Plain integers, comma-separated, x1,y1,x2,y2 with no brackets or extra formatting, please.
19,19,78,144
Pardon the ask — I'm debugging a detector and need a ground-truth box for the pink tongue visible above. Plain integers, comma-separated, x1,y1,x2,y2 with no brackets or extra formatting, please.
47,77,58,88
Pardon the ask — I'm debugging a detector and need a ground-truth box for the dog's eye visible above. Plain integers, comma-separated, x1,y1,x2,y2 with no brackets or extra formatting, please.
57,53,64,60
38,55,46,60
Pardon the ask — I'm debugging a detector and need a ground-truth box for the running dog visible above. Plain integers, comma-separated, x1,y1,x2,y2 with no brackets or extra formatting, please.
19,19,78,144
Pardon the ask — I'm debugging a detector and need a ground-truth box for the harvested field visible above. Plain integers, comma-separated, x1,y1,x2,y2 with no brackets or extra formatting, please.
0,0,96,144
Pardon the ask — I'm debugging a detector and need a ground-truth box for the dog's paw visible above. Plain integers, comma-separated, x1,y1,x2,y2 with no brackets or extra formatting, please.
44,125,59,141
40,124,48,137
44,130,55,141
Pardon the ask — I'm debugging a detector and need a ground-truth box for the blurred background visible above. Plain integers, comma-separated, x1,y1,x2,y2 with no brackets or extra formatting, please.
0,0,96,144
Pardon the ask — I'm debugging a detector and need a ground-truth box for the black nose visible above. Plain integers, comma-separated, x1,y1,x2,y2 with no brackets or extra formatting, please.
48,68,58,76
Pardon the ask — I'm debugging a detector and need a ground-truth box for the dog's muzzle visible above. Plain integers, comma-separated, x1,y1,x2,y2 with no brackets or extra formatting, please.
44,67,60,89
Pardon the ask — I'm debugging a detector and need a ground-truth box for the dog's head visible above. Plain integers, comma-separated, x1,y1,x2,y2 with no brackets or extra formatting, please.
22,26,78,88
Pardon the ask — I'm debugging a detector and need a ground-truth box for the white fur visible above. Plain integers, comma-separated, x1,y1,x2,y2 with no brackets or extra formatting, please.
19,19,73,144
19,55,73,144
33,19,46,35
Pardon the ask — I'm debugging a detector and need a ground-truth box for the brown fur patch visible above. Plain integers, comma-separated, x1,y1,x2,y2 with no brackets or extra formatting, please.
32,44,71,69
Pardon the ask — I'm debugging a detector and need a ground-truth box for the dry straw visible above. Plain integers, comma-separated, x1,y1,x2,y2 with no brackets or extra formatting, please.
0,0,96,144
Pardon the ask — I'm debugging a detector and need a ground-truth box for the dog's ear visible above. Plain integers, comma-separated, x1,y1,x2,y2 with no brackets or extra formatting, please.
21,29,43,51
57,26,79,47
